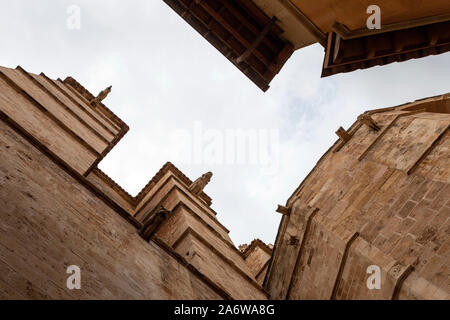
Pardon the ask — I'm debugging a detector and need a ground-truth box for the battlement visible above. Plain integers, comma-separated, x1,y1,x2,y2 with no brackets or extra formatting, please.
0,65,267,300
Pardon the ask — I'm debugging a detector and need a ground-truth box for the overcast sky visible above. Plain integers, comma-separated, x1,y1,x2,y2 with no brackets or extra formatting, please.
1,0,449,246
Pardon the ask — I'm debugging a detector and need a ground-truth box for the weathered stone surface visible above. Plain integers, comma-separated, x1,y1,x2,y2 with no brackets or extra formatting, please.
0,66,266,300
240,239,273,286
266,95,450,300
0,120,224,299
0,64,448,300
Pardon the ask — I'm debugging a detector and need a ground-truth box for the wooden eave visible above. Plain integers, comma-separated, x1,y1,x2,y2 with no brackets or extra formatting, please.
163,0,294,91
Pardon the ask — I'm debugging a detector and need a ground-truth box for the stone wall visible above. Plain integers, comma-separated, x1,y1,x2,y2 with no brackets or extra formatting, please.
241,240,272,286
265,96,450,300
1,63,447,300
0,65,266,300
0,120,225,299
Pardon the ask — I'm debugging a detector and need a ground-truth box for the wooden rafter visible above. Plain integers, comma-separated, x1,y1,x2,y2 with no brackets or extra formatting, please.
163,0,294,91
323,20,450,77
237,16,277,64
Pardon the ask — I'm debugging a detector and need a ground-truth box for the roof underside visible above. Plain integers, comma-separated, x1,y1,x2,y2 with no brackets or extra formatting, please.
322,20,450,77
163,0,294,91
164,0,450,89
292,0,450,33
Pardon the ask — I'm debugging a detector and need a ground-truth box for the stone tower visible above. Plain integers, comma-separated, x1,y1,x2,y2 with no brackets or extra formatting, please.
265,94,450,300
0,65,266,299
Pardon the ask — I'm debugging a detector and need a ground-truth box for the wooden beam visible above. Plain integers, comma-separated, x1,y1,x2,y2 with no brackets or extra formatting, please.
163,0,294,91
238,0,283,35
323,20,450,77
264,41,294,80
237,17,277,64
196,0,271,66
219,0,278,53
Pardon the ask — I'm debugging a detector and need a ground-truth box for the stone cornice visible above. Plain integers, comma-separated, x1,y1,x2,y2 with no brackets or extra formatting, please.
242,239,273,259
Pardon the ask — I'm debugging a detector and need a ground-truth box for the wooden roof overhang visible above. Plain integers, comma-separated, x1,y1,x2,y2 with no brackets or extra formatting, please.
163,0,294,91
322,19,450,77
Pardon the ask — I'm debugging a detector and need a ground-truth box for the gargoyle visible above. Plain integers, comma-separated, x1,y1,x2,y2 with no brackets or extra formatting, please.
139,206,171,242
335,126,351,142
92,85,112,105
358,114,381,131
189,172,213,195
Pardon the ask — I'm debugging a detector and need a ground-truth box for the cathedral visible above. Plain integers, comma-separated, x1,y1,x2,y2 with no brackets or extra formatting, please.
0,0,448,300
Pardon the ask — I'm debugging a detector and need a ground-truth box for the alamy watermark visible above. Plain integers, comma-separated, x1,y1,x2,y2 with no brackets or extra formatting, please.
66,265,81,290
169,121,280,175
366,265,381,290
367,5,381,30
